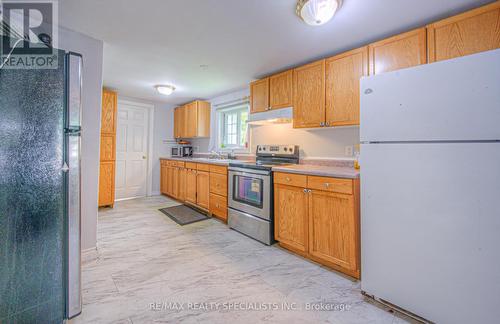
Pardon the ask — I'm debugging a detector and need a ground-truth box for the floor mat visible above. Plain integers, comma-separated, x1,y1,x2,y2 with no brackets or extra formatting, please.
159,204,209,225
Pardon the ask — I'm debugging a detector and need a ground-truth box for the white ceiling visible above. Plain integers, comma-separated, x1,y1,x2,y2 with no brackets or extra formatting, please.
59,0,491,105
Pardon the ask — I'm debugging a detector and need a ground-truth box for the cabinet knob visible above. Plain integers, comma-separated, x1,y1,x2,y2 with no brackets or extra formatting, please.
303,188,308,193
325,183,330,188
286,177,291,182
325,122,330,127
320,122,325,127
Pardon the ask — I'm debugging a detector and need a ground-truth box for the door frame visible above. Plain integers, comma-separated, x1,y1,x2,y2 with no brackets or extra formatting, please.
115,99,155,200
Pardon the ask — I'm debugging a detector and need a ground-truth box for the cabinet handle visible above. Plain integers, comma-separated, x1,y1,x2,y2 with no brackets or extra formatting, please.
286,177,291,182
303,188,308,193
324,183,330,188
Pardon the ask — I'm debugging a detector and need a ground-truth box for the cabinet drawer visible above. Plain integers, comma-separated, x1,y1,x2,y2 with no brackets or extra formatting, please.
197,163,210,171
307,176,352,195
210,173,227,196
210,193,227,220
185,162,197,169
175,161,185,168
209,164,227,175
160,160,168,166
274,172,307,187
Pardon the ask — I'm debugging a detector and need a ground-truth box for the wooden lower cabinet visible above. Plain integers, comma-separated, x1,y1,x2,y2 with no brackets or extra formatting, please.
210,193,228,221
178,168,187,201
196,171,210,209
308,190,359,277
274,184,309,255
274,172,360,279
160,163,168,194
185,168,197,204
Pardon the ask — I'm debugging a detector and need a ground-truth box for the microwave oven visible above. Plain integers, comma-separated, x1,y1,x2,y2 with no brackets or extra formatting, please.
171,146,193,157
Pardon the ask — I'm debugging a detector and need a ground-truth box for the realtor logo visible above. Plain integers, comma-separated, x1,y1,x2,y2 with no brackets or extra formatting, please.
0,0,59,69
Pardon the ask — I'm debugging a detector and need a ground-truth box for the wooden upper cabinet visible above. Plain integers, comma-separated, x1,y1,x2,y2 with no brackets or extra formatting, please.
326,46,368,126
101,90,117,134
427,1,500,63
269,70,293,109
174,106,186,139
308,190,358,272
293,60,326,128
174,100,210,138
184,102,198,138
369,28,427,75
274,183,309,254
250,78,269,113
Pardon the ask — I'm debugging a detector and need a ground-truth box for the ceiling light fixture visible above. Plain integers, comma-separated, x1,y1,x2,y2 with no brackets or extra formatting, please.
296,0,341,26
155,85,176,96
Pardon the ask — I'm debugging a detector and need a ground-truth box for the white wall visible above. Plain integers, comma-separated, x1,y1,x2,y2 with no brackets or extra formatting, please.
58,27,103,251
192,88,360,158
151,102,175,194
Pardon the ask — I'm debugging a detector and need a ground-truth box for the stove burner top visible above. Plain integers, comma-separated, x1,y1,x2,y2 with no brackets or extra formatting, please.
229,145,300,171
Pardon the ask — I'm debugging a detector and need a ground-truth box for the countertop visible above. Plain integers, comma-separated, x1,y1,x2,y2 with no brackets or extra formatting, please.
160,157,232,166
272,164,360,179
160,157,360,178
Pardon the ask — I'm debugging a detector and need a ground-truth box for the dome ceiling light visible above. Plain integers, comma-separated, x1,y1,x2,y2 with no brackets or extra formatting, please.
296,0,341,26
155,85,176,96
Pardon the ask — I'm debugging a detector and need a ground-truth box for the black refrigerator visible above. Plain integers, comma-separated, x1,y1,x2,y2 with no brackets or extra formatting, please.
0,38,83,322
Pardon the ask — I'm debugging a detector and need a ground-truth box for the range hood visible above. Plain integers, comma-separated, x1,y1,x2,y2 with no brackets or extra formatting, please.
247,107,293,125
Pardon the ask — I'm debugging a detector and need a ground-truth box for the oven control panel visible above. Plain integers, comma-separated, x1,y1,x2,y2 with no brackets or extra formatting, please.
256,145,298,156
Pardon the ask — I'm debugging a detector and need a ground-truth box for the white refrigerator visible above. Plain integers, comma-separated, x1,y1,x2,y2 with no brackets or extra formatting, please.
360,49,500,323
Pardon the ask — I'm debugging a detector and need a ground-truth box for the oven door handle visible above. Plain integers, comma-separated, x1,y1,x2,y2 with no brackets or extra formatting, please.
228,167,271,176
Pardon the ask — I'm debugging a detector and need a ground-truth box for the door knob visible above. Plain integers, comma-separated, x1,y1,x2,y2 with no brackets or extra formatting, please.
142,155,147,159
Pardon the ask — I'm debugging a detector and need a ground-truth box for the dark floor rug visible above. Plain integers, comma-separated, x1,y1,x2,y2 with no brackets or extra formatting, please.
159,205,209,225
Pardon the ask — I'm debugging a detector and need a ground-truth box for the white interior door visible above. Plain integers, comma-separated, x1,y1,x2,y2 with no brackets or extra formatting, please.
115,102,149,200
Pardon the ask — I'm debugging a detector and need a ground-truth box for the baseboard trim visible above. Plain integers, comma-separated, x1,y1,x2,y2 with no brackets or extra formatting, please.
82,247,98,264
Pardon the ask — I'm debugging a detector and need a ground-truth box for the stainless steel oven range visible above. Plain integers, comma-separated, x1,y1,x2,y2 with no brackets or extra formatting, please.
228,145,299,245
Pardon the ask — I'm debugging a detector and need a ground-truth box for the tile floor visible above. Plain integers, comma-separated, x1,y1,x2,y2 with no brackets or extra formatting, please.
71,196,414,324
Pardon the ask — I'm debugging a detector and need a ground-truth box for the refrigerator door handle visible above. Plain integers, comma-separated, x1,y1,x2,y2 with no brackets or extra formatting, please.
65,52,83,319
62,162,69,173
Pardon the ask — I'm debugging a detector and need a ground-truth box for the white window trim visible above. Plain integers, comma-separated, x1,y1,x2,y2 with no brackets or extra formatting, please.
216,103,250,153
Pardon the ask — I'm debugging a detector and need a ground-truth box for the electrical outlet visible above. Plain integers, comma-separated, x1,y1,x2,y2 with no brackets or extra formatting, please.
345,146,354,157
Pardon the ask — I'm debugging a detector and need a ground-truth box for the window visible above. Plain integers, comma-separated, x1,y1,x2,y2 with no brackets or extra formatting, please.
218,105,249,150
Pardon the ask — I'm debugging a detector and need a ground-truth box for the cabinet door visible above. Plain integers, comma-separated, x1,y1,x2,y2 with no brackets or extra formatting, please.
100,134,116,161
185,169,197,204
101,90,117,134
166,166,174,196
274,184,309,254
368,28,427,75
326,47,368,126
172,167,179,199
98,161,115,207
308,190,358,272
269,70,293,109
196,101,211,137
293,60,325,128
160,164,168,194
209,172,227,197
427,1,500,63
250,78,269,113
178,168,187,201
196,171,210,209
174,107,180,138
184,102,198,138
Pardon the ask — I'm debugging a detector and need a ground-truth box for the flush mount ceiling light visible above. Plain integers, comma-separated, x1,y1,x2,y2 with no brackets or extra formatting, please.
155,85,176,96
296,0,341,26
